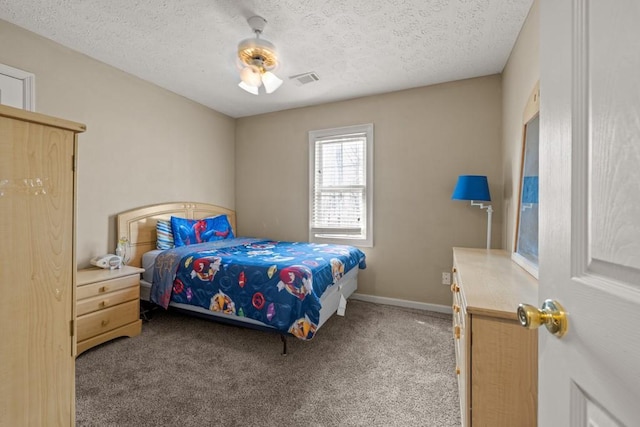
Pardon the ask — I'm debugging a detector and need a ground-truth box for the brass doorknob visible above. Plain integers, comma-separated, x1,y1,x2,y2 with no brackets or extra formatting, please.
517,299,568,338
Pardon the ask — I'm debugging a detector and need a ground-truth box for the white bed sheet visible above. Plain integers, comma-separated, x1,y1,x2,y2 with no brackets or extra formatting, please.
141,249,162,284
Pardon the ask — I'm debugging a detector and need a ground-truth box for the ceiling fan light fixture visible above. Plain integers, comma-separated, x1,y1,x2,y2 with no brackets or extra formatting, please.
237,38,278,70
240,64,263,87
236,15,282,95
238,81,259,95
261,71,283,94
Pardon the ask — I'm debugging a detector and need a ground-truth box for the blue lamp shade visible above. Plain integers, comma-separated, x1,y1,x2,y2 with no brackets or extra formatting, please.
451,175,491,202
522,176,539,204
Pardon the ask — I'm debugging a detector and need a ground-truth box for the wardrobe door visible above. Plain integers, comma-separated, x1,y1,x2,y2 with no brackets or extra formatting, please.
0,114,76,425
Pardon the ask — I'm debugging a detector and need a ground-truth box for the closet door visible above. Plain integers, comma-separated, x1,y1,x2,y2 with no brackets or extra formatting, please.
0,110,77,425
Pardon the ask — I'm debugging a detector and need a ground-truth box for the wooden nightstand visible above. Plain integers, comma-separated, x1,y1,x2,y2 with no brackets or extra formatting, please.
76,265,144,355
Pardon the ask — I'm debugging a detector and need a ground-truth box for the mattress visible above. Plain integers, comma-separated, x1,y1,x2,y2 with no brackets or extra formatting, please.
141,249,162,284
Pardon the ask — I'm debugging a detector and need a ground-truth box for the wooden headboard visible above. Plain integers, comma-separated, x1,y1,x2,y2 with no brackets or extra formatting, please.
116,202,236,268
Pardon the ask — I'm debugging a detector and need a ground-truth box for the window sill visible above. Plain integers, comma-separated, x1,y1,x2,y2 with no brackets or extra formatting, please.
310,235,372,248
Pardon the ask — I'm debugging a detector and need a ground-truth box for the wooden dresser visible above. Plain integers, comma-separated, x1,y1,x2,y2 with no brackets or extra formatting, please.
452,247,538,427
76,265,144,355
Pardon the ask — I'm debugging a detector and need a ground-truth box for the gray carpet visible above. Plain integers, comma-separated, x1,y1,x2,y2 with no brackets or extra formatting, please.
76,300,461,426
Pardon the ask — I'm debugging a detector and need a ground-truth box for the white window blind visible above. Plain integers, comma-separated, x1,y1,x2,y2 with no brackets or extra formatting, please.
309,124,373,247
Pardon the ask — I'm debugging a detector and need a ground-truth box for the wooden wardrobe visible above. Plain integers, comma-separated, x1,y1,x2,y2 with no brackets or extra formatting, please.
0,104,85,425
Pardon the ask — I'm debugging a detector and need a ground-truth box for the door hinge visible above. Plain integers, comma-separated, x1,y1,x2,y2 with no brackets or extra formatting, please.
70,319,74,337
72,155,75,172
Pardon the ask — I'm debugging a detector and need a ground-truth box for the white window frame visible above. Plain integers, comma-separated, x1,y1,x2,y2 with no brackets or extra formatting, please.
308,123,374,247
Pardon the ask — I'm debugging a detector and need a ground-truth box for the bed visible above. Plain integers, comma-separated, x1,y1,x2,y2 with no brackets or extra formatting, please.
117,202,366,352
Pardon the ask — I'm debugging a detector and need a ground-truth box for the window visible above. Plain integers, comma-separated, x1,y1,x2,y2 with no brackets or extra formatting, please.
309,124,373,247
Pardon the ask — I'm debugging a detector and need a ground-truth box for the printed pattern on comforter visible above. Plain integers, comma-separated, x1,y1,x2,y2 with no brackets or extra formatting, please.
151,238,366,340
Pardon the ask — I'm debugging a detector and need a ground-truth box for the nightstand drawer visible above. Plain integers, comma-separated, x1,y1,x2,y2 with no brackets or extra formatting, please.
77,273,139,300
77,286,140,317
77,299,139,342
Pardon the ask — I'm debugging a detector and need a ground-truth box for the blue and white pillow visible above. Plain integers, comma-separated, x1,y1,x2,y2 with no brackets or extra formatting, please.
156,219,175,250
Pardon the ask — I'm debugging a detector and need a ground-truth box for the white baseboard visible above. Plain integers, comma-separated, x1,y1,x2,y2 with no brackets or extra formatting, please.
350,293,451,315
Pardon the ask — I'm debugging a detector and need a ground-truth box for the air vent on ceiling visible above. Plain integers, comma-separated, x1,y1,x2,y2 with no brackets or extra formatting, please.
289,72,320,86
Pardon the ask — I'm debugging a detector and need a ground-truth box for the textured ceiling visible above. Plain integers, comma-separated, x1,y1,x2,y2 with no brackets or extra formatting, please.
0,0,533,118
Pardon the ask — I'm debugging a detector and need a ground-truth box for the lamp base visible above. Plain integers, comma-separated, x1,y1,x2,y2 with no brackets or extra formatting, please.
470,201,492,249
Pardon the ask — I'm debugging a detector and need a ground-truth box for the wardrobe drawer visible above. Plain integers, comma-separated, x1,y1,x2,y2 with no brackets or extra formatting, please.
77,299,140,342
77,273,139,300
77,286,139,317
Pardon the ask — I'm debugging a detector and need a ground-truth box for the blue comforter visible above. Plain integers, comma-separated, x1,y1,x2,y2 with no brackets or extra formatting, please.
151,238,366,340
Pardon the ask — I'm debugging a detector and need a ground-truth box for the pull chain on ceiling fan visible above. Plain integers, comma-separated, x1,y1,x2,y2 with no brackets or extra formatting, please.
237,16,283,95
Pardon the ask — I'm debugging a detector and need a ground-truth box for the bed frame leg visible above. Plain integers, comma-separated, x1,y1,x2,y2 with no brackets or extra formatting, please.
280,334,288,356
140,301,155,323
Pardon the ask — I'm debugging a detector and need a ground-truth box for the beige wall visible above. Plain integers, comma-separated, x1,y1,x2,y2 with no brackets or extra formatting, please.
1,12,531,307
0,19,236,267
236,75,503,306
501,0,540,252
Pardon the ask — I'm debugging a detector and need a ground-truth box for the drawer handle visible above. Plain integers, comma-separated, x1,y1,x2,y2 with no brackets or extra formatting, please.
99,300,109,308
101,319,110,327
99,286,109,293
450,283,459,293
454,326,461,339
452,304,460,313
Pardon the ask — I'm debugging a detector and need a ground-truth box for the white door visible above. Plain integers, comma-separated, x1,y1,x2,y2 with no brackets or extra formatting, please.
0,73,25,108
0,63,35,111
539,0,640,426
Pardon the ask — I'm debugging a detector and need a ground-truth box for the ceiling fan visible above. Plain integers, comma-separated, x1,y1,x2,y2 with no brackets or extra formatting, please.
237,16,283,95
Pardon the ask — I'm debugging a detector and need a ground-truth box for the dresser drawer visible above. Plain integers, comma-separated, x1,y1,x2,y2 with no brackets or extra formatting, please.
77,299,140,342
77,286,139,317
451,281,465,325
454,336,464,385
453,300,464,329
453,314,465,371
77,273,139,300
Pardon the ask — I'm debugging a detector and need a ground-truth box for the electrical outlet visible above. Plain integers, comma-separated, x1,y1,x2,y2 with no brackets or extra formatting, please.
442,272,451,285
